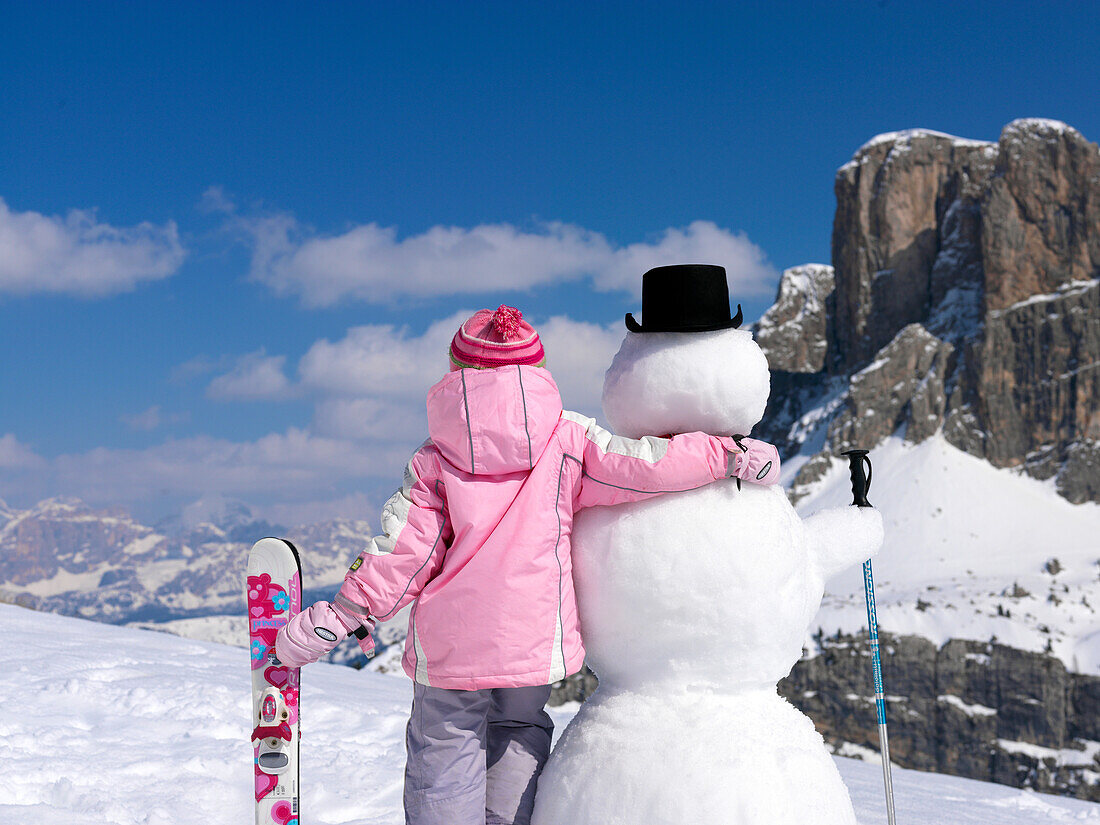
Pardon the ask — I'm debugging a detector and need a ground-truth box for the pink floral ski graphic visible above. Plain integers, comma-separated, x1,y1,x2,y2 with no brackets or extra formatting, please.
248,539,301,822
248,573,290,671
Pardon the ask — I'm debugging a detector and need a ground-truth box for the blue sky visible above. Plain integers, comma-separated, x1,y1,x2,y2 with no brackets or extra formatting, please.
1,1,1098,523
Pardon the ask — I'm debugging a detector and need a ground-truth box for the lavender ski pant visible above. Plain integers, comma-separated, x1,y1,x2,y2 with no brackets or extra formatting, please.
404,682,554,825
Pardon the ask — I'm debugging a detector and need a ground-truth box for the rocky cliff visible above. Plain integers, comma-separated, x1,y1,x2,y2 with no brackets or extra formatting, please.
779,632,1100,802
755,119,1100,505
747,118,1100,798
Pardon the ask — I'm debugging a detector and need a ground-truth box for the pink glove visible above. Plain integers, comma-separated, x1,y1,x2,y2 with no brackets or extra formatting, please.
274,600,361,668
721,435,781,486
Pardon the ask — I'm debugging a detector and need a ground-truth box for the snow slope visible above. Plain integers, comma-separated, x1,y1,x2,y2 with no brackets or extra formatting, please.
3,604,1098,824
796,434,1100,673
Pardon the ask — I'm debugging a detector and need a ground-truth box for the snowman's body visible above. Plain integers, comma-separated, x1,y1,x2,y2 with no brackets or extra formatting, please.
531,328,882,825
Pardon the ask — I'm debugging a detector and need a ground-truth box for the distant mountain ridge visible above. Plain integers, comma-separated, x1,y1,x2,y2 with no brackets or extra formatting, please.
155,494,287,543
0,495,368,628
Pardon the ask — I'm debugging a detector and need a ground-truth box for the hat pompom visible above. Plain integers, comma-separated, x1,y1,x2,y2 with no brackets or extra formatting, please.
491,305,524,341
450,305,544,369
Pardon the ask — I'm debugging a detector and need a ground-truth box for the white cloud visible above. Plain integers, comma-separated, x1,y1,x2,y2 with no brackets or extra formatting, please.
260,492,378,528
0,197,185,297
296,310,622,417
297,312,467,446
3,310,630,520
170,354,234,384
0,427,416,519
247,217,608,306
537,316,623,420
592,221,775,299
42,429,411,507
298,311,470,399
197,308,619,430
301,311,620,441
197,185,236,215
0,434,47,470
0,434,51,506
206,351,292,401
312,398,429,443
243,213,776,307
120,406,190,432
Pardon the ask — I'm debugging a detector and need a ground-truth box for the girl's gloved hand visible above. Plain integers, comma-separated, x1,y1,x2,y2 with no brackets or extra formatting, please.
275,600,360,668
722,436,781,486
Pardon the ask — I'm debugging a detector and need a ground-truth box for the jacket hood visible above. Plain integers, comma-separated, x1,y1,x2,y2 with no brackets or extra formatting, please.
426,366,564,475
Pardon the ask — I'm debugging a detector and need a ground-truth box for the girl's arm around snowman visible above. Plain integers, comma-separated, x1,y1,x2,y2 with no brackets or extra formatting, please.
559,411,780,509
275,443,451,667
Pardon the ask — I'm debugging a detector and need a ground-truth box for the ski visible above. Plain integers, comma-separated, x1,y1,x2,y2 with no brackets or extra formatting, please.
247,538,303,825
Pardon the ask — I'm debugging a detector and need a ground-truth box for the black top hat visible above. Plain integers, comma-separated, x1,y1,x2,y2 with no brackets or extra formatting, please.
625,264,744,333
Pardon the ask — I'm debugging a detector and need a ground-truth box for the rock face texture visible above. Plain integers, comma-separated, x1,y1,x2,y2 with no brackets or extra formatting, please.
778,633,1100,802
753,263,836,373
984,121,1100,313
830,130,996,368
756,119,1100,504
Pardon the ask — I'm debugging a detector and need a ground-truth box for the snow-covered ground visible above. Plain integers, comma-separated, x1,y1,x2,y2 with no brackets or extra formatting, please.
796,434,1100,673
3,604,1098,824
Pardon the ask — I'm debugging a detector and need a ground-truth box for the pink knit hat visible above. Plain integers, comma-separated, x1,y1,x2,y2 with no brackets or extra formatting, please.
449,305,546,370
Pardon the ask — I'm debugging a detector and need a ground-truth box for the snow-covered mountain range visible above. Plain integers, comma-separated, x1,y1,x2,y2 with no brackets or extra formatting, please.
0,495,367,641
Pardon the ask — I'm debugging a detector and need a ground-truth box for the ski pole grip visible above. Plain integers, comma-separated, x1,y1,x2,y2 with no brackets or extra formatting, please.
841,449,873,508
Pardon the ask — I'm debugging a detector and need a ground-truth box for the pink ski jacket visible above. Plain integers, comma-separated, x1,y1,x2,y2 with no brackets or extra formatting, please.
333,365,744,690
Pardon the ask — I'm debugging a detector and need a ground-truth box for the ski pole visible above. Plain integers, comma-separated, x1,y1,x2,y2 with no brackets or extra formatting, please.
842,449,897,825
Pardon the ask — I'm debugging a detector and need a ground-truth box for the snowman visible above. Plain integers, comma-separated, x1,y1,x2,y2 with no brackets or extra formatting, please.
531,265,884,825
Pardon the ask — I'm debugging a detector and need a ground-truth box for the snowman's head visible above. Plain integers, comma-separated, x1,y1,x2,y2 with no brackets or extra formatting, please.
602,327,770,438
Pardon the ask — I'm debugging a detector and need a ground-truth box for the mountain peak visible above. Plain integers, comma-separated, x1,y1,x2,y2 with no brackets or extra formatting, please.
179,495,253,530
856,127,996,154
758,118,1099,506
156,495,286,543
30,496,94,517
753,264,835,374
1002,118,1082,139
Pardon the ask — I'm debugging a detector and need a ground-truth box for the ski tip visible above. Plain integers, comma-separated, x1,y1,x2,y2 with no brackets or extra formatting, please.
280,538,302,567
251,537,288,553
249,537,303,570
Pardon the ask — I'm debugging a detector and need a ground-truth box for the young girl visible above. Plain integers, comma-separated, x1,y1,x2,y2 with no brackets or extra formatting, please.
276,305,781,825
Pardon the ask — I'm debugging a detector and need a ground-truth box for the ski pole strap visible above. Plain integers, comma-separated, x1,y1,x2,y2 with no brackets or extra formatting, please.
350,624,377,658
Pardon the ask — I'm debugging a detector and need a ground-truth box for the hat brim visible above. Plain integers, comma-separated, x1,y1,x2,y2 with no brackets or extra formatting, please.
624,304,743,334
